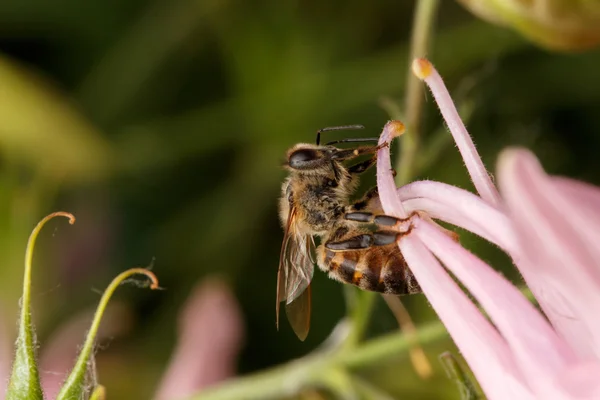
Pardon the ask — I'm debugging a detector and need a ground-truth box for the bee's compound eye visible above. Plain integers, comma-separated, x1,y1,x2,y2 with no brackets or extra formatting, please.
289,149,319,169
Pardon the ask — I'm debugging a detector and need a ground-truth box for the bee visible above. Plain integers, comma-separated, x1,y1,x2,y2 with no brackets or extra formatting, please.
277,125,421,341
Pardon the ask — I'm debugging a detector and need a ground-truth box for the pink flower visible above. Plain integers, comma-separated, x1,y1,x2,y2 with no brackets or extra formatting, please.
153,279,244,400
374,58,600,399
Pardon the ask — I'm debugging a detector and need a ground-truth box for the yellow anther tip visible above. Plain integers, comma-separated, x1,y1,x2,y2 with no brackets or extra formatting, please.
412,58,433,80
387,120,406,138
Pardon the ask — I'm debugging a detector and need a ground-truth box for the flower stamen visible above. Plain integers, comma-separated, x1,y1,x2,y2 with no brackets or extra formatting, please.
412,58,501,207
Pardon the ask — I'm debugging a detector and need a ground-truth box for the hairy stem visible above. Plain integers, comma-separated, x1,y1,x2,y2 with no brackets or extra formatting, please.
6,212,75,400
57,268,159,399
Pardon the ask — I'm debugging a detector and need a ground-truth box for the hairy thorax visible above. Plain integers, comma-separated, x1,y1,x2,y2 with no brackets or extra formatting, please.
279,173,353,236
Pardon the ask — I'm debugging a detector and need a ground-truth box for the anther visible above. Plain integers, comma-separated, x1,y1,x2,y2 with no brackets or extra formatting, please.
412,58,433,80
386,120,406,138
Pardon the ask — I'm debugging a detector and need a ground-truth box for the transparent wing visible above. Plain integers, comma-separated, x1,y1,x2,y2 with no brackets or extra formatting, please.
276,206,315,341
283,232,315,303
285,284,311,341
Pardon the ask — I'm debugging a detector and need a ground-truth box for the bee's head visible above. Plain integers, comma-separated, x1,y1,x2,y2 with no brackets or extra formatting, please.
284,144,333,172
284,124,369,173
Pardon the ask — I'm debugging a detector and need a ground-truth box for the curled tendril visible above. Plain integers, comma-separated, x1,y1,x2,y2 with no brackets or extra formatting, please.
6,212,76,400
56,268,160,400
24,212,75,307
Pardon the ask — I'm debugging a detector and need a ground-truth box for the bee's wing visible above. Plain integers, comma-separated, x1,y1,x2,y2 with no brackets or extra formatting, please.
284,232,315,301
284,283,311,341
276,206,315,341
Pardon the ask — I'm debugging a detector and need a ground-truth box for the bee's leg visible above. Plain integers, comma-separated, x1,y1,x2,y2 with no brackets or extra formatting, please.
324,229,413,251
331,142,388,161
344,211,415,228
349,186,379,211
348,155,377,175
345,210,460,243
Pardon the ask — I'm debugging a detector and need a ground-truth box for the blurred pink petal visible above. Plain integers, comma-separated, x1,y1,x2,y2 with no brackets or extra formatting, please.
40,302,133,398
552,177,600,224
498,149,600,360
153,279,244,400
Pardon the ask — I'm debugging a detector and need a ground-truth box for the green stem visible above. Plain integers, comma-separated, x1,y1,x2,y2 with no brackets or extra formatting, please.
342,288,377,349
184,322,447,400
317,368,358,400
397,0,440,185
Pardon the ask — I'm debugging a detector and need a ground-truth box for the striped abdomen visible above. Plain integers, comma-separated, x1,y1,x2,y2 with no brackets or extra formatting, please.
317,244,421,295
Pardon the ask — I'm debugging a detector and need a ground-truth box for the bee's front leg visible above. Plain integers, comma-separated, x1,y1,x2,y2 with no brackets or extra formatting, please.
348,156,377,175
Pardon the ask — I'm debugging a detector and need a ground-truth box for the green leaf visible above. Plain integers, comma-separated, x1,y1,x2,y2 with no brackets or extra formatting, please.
6,212,76,400
56,268,160,400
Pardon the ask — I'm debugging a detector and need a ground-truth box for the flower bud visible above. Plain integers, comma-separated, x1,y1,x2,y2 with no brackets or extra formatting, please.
456,0,600,51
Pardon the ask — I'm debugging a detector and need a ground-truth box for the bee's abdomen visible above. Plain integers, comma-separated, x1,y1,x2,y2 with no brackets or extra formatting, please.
319,247,421,295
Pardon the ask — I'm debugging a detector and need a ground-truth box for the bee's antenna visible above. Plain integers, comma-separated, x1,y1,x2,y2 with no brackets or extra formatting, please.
315,125,364,145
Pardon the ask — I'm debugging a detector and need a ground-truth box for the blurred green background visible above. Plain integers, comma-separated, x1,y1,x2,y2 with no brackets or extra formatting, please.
2,0,600,398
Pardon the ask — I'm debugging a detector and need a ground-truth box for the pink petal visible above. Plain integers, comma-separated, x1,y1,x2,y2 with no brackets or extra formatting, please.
415,219,589,398
395,180,517,253
153,279,244,400
399,236,534,400
552,177,600,226
555,361,600,399
498,148,600,360
411,58,501,207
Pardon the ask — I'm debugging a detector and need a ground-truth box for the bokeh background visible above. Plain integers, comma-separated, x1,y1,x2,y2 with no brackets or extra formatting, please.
1,0,600,398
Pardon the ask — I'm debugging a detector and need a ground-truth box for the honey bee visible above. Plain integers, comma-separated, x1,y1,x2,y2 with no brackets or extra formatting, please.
277,125,421,341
